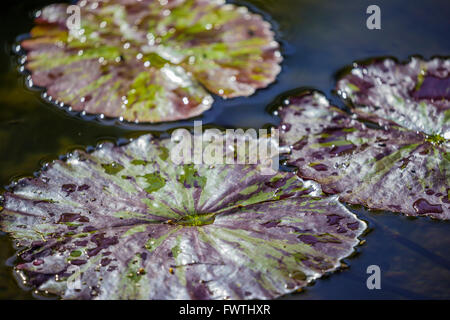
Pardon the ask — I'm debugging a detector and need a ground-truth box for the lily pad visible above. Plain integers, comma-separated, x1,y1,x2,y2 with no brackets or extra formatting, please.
278,91,450,220
21,0,282,123
336,57,449,137
0,134,364,299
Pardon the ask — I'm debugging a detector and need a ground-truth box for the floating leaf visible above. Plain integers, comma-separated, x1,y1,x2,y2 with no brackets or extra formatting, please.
278,91,450,219
0,134,364,299
336,57,449,137
21,0,282,123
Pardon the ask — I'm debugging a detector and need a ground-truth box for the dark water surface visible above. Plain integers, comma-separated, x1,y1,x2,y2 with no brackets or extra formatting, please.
0,0,449,299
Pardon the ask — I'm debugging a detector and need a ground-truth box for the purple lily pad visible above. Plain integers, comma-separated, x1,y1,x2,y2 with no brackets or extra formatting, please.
21,0,282,123
336,57,450,136
0,134,365,299
278,91,450,220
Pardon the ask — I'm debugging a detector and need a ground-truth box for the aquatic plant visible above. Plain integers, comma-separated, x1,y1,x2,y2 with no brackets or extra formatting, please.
0,134,364,299
4,0,449,300
20,0,282,123
278,60,449,219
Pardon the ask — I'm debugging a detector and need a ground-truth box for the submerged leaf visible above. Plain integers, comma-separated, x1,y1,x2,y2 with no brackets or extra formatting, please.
278,91,449,220
0,134,364,299
21,0,282,123
337,57,449,136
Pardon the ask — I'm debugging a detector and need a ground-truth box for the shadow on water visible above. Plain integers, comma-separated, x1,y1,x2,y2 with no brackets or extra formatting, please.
0,0,449,299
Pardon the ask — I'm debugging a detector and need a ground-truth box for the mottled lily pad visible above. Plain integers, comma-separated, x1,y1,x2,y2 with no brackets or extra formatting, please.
0,134,364,299
337,57,449,137
21,0,282,123
278,91,449,220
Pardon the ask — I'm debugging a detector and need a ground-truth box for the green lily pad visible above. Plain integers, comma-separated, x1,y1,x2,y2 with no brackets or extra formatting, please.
278,91,449,220
336,57,449,137
0,134,365,299
21,0,282,123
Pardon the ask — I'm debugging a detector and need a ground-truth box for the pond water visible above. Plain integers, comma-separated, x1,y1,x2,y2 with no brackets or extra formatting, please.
0,0,449,299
